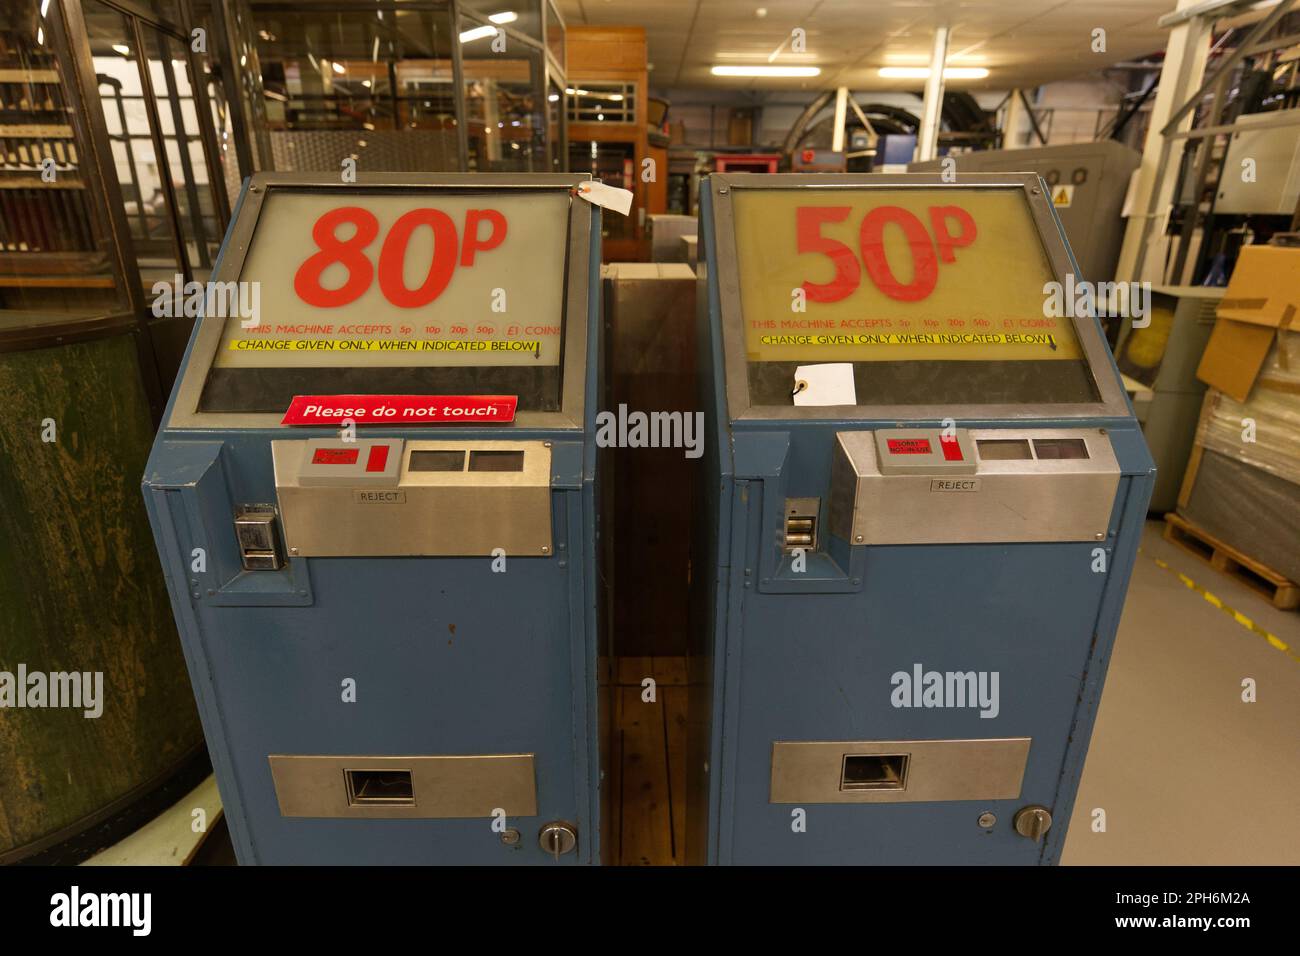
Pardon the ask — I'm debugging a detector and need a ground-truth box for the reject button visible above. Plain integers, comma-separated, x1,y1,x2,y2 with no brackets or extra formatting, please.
366,445,390,473
940,436,964,461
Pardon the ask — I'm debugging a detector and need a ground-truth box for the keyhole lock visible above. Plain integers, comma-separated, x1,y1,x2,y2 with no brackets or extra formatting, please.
1013,805,1053,843
538,821,577,860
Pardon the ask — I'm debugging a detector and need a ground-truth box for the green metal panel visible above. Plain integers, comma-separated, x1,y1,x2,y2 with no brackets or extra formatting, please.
0,331,202,861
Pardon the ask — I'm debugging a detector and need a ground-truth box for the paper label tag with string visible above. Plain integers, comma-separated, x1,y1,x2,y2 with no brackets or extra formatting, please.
574,181,634,216
792,363,856,406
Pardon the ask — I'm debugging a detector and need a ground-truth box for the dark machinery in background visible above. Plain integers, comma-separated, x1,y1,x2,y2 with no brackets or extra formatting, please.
780,90,1000,171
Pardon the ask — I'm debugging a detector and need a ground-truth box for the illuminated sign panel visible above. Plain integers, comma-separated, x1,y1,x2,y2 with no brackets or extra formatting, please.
213,190,569,370
732,187,1084,364
200,188,572,413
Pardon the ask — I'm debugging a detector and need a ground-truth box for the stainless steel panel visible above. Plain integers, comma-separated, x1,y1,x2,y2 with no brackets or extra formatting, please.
770,738,1030,804
829,427,1119,544
269,754,537,819
274,438,552,556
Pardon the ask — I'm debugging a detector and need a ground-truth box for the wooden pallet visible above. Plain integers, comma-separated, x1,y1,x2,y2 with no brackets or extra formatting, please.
1163,513,1300,611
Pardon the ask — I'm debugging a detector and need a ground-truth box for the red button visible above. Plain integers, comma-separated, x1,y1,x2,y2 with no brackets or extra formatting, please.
940,436,963,461
365,444,390,472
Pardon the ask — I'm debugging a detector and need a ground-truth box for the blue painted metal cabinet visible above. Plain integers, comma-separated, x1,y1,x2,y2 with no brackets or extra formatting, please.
143,174,607,864
688,173,1155,865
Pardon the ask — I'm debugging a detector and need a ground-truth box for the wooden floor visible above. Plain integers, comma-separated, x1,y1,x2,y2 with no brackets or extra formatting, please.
610,656,687,865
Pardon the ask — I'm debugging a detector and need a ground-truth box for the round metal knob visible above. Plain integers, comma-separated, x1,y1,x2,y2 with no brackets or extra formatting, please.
1013,805,1053,843
538,821,577,860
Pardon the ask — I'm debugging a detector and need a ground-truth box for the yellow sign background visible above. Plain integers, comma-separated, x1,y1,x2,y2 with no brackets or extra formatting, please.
732,187,1083,362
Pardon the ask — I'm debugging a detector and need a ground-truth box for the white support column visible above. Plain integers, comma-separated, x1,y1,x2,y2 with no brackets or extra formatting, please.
914,24,950,162
1114,0,1212,282
1003,88,1027,149
832,86,848,153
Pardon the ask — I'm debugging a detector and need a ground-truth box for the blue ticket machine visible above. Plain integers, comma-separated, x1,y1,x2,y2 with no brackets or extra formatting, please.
689,173,1154,864
143,174,606,864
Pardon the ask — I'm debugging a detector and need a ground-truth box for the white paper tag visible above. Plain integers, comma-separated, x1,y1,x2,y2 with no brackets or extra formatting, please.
793,363,856,406
575,181,634,216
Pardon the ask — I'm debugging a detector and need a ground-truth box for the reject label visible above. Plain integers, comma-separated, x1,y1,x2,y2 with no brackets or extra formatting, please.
931,478,981,492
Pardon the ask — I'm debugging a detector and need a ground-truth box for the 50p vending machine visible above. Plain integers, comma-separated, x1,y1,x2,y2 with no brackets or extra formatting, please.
689,173,1154,865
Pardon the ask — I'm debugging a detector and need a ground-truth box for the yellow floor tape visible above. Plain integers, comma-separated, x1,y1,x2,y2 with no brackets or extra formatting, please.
1142,548,1300,664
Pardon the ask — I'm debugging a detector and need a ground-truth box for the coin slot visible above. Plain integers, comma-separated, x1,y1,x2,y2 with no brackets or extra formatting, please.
408,450,466,472
976,439,1032,461
469,450,525,472
783,497,820,552
345,769,415,806
840,753,909,791
1032,438,1089,460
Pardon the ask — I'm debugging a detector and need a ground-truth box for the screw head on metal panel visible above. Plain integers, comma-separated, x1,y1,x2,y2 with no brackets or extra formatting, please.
1013,805,1053,843
289,547,300,555
719,186,729,194
541,546,550,554
1095,532,1105,540
501,828,521,846
538,821,577,860
977,811,997,829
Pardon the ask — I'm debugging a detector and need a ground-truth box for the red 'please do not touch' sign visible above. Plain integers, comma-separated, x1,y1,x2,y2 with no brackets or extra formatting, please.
281,395,518,425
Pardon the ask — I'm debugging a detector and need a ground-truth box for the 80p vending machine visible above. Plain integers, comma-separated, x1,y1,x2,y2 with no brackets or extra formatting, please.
143,173,607,864
689,173,1154,865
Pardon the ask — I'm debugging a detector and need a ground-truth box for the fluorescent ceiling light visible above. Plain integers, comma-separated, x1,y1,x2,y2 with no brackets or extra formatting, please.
488,11,518,24
878,66,989,79
715,51,816,61
459,25,498,43
711,65,820,77
112,43,130,55
331,60,346,74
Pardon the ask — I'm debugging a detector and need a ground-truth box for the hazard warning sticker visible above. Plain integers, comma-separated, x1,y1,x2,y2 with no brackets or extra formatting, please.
1051,185,1074,208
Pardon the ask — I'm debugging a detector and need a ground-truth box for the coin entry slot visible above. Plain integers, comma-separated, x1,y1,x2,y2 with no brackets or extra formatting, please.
841,753,909,791
1032,438,1089,460
783,497,820,552
409,450,466,472
345,769,415,806
469,450,525,472
976,439,1032,461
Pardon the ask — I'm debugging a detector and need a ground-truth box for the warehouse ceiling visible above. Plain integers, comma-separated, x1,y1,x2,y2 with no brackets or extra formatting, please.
556,0,1177,90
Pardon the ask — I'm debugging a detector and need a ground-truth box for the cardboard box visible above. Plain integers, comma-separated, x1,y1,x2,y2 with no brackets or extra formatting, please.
1196,245,1300,401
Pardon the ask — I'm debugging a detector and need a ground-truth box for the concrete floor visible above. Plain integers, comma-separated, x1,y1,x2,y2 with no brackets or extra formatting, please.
1063,520,1300,865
